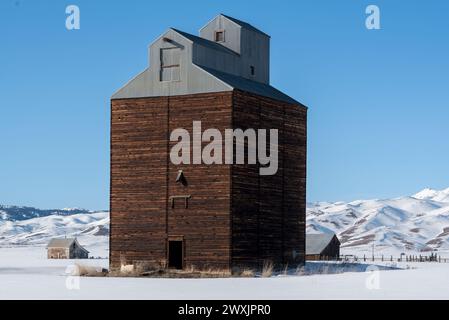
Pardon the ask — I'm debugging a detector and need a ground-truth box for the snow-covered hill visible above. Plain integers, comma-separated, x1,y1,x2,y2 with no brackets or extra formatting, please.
412,187,449,203
0,205,92,221
307,188,449,256
2,187,449,257
0,206,109,249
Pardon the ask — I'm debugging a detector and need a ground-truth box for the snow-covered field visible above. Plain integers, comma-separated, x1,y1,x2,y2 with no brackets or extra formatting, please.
1,246,449,300
2,187,449,299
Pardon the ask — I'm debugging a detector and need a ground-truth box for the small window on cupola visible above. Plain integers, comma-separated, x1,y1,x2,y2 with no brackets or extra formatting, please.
214,30,225,43
250,66,255,76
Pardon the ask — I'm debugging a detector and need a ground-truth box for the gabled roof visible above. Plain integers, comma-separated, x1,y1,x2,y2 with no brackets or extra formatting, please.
306,233,339,255
199,65,301,105
47,238,75,248
171,28,238,56
221,14,270,38
112,17,303,105
47,238,89,252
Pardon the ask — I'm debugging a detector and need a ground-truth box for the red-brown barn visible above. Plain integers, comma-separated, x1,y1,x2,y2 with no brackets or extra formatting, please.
110,14,307,272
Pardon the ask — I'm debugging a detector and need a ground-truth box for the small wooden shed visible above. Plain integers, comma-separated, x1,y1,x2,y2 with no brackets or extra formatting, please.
306,233,340,261
47,238,89,259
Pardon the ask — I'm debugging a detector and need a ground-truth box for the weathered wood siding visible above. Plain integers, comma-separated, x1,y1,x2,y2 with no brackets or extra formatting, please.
283,97,307,265
48,245,88,259
231,90,307,269
110,90,306,271
110,97,169,269
230,91,260,268
47,248,69,259
70,244,89,259
319,236,340,260
167,92,233,269
110,92,233,270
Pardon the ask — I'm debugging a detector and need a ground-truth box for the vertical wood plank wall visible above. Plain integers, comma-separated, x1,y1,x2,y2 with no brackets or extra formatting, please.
110,93,233,270
110,98,169,269
167,92,233,269
231,90,307,269
110,90,306,271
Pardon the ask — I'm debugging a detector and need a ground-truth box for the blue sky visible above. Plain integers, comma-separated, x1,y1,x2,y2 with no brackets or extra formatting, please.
1,0,448,210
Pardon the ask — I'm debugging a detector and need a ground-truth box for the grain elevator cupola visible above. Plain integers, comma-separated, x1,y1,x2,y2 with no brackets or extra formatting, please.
112,14,284,101
199,14,270,84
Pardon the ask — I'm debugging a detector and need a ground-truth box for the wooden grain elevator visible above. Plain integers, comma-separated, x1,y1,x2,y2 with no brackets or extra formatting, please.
110,14,307,272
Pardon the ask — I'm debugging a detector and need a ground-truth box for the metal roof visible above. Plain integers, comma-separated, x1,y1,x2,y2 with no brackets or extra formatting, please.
171,28,239,56
199,65,301,105
47,238,75,248
47,238,89,252
306,233,337,255
221,14,270,38
112,15,304,106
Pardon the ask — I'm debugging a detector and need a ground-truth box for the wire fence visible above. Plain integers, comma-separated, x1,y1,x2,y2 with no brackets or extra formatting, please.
338,254,449,263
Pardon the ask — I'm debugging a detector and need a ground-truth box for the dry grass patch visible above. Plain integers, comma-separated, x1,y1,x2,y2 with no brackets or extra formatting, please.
109,262,232,278
261,261,274,277
240,269,255,277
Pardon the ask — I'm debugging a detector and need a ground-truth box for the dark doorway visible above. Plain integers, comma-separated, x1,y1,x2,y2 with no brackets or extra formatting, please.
168,240,183,269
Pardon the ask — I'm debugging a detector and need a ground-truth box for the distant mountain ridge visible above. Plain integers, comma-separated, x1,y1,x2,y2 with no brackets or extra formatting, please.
2,187,449,255
0,205,108,246
0,205,92,221
307,187,449,256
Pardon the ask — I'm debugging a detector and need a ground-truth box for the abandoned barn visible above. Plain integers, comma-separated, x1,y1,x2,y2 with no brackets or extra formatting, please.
305,233,341,261
110,14,307,271
47,238,89,259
